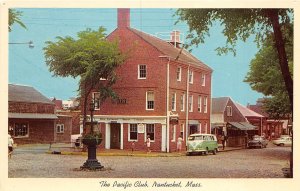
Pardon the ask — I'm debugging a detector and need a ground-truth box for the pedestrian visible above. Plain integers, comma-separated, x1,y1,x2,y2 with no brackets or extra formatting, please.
221,134,226,150
131,141,135,154
244,133,249,149
177,135,183,152
8,134,14,159
146,135,151,153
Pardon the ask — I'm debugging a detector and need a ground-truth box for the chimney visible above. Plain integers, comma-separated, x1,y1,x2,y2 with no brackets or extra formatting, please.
118,8,130,28
170,30,181,48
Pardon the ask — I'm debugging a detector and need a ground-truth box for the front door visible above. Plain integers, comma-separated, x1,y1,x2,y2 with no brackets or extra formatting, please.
189,125,198,135
110,123,120,149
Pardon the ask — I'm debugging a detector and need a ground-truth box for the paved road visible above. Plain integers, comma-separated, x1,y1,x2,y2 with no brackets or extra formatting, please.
8,144,291,178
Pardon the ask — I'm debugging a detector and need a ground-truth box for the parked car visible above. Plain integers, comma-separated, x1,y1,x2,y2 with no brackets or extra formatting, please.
248,135,268,149
186,133,218,155
273,136,292,146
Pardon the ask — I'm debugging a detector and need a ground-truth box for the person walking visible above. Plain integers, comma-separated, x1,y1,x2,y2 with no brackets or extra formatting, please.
8,134,14,159
177,135,183,152
221,133,226,150
146,135,151,153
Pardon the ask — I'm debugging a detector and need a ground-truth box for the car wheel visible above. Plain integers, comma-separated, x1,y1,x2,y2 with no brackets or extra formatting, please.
204,148,209,155
280,143,284,146
212,148,217,155
260,145,263,149
186,152,191,156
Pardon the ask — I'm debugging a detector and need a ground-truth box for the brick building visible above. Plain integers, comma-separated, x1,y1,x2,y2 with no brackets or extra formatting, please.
8,84,72,144
82,9,212,152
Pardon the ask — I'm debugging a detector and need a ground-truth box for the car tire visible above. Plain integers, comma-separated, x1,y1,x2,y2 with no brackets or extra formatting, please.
212,148,217,155
204,148,209,155
260,145,263,149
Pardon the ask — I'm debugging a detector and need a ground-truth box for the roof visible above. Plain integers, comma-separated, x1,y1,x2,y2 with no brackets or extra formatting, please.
248,104,269,117
9,84,54,104
8,113,58,119
228,122,258,130
234,102,264,118
211,97,230,113
129,28,212,72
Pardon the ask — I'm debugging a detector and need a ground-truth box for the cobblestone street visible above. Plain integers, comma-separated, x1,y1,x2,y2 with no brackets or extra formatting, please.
8,144,291,178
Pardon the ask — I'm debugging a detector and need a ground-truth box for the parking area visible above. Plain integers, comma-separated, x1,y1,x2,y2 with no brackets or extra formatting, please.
8,143,291,178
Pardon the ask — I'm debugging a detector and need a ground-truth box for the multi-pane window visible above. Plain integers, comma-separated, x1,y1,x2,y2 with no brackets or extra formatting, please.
171,93,176,111
198,96,202,112
92,92,100,110
180,94,185,111
188,95,193,112
176,67,181,81
138,65,147,79
56,124,64,133
146,124,155,141
201,73,206,86
204,96,208,113
188,70,193,84
180,124,184,139
227,106,232,116
146,91,154,110
129,124,138,140
172,125,176,141
14,123,29,137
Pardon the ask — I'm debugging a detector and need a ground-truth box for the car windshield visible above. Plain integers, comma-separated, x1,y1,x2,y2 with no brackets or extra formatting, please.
188,136,203,141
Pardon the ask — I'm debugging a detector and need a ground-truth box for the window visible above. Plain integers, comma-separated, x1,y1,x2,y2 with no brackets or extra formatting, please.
204,122,208,133
56,124,64,133
129,124,138,141
188,70,193,84
180,94,185,111
204,96,208,113
172,125,176,142
188,95,193,112
92,92,100,110
227,106,232,116
180,124,184,139
176,67,181,81
138,65,147,79
201,73,206,86
171,93,176,111
146,124,155,141
14,123,29,137
198,96,202,112
198,122,202,133
146,91,154,110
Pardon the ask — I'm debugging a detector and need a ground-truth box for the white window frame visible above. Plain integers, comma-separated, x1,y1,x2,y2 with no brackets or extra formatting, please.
198,123,202,133
146,91,154,110
201,73,206,86
171,93,176,111
56,124,64,133
188,70,193,84
92,92,100,110
128,124,138,141
180,94,185,112
180,124,184,140
227,106,233,116
189,95,193,112
204,96,208,113
176,67,182,81
172,125,176,142
198,95,202,112
138,64,147,79
145,124,155,142
204,122,208,133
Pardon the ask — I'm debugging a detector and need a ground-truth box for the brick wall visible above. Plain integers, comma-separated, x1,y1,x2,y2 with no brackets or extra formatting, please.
55,116,72,142
9,102,55,114
56,110,81,134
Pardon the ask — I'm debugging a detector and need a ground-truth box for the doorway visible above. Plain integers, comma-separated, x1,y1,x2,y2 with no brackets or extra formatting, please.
189,125,198,135
110,123,121,149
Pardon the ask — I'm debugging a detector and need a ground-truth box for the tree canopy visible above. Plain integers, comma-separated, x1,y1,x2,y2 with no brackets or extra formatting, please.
175,8,293,110
9,9,27,32
44,27,126,130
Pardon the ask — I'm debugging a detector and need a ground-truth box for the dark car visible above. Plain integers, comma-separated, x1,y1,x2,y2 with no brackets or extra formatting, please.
248,135,268,149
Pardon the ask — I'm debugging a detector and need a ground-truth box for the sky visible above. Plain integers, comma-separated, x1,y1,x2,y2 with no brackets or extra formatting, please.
9,8,263,105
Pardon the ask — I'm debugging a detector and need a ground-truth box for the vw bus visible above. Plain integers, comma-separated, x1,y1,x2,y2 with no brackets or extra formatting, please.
186,134,218,155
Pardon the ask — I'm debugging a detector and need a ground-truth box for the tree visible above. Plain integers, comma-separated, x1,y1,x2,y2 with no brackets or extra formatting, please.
9,9,27,32
175,9,293,110
244,23,293,119
44,27,126,133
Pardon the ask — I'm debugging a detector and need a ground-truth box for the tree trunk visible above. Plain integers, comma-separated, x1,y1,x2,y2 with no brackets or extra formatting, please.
266,9,293,112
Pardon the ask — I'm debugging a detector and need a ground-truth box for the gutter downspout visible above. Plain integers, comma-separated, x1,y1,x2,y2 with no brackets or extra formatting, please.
185,64,190,145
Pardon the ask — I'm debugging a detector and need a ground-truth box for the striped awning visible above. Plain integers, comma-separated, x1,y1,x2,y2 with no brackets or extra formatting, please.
8,113,58,119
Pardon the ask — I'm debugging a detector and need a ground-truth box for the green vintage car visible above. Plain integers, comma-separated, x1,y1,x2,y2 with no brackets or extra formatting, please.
186,133,218,155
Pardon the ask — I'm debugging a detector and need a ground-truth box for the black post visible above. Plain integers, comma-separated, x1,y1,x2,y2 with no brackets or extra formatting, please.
80,100,103,170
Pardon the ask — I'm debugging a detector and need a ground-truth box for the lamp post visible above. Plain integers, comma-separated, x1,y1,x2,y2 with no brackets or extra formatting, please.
9,41,34,48
80,99,103,170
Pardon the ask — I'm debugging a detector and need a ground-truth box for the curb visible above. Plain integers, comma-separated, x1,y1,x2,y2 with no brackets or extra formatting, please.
46,151,184,157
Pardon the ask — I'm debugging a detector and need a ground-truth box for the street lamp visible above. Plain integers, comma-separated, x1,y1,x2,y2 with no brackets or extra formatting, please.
9,41,34,48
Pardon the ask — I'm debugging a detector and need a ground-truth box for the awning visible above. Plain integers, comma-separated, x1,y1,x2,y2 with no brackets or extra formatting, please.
227,122,258,130
188,120,199,125
8,113,58,119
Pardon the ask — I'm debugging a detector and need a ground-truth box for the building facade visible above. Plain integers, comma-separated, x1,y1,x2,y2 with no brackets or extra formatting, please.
82,9,212,152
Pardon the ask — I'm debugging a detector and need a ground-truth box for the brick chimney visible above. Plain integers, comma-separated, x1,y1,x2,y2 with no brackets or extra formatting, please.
118,8,130,28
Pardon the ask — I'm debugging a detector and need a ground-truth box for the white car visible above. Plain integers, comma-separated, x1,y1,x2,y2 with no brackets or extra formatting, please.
273,136,292,146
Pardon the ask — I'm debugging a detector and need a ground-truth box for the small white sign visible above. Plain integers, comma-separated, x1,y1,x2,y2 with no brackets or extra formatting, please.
138,124,145,133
